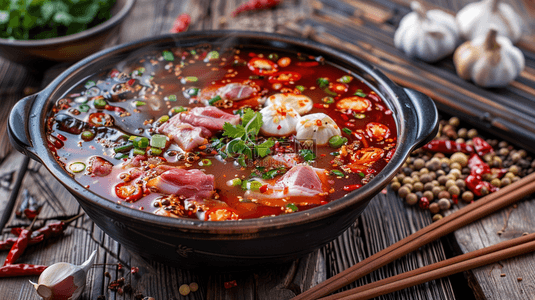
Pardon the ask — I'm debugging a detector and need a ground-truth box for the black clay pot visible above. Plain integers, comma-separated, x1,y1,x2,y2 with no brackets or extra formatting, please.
8,31,438,269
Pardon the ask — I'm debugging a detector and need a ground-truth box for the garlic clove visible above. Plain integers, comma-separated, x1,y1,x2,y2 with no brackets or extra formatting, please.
265,93,313,115
295,113,341,146
30,250,97,300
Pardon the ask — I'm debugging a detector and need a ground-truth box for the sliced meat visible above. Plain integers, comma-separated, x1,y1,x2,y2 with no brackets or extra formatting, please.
261,153,298,168
157,117,208,151
245,165,326,206
146,168,215,199
179,106,240,133
218,83,256,101
87,156,113,177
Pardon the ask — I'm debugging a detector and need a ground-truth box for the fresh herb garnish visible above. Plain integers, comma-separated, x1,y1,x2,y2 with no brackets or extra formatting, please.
262,167,287,180
299,149,316,162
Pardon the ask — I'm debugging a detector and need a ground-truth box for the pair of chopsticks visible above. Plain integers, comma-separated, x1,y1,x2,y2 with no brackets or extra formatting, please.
293,171,535,300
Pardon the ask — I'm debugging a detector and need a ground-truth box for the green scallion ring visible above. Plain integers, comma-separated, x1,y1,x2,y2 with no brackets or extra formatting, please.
69,162,86,173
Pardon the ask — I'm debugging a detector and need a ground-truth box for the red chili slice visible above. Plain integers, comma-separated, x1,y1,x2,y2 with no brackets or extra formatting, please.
268,71,302,84
205,207,240,221
247,57,279,75
115,182,143,202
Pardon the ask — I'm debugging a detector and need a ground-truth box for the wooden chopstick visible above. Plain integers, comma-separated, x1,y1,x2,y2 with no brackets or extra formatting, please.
320,232,535,300
293,172,535,300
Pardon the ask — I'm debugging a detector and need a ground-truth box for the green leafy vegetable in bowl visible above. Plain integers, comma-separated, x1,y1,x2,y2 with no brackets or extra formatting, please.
0,0,116,40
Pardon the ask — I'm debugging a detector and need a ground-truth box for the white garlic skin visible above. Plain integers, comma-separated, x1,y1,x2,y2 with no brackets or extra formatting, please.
31,250,97,300
295,113,341,146
394,1,459,62
453,30,525,87
259,102,300,137
456,0,523,43
265,93,313,115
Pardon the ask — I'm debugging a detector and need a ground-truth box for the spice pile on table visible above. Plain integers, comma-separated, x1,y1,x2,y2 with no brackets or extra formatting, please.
390,117,535,221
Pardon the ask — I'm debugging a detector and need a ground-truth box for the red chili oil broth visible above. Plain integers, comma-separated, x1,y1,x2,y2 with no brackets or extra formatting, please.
46,44,397,220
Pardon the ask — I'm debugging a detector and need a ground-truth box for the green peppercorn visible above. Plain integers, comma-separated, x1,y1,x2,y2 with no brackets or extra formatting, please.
406,193,418,205
438,198,451,210
429,202,440,214
432,214,443,222
462,191,474,203
490,178,501,188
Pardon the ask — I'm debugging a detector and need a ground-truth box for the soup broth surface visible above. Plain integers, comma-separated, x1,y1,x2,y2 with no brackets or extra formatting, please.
47,44,397,221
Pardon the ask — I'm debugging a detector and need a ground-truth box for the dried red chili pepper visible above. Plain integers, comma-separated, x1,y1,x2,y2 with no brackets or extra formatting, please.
170,13,191,33
11,221,65,241
0,264,47,277
467,154,491,175
465,174,496,197
472,137,493,156
0,235,44,251
421,140,475,154
231,0,282,17
224,279,238,289
4,229,31,266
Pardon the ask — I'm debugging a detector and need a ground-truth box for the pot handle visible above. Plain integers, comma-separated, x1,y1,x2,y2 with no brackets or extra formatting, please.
403,88,439,149
8,93,40,161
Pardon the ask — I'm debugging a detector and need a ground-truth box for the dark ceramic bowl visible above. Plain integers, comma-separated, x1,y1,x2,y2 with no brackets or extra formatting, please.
8,31,438,269
0,0,135,67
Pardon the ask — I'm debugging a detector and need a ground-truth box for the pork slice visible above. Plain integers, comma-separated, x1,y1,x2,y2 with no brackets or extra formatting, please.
218,83,256,101
179,106,240,133
87,156,113,177
146,168,215,199
157,116,208,151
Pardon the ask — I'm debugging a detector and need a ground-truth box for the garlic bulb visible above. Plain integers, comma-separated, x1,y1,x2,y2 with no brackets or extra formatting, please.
265,93,313,115
259,102,300,136
394,1,459,62
295,113,341,146
31,250,97,300
453,29,525,88
456,0,523,43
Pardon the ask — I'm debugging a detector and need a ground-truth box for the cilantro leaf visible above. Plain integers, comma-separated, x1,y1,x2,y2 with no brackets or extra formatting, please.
299,149,316,162
241,108,263,137
256,139,275,158
222,123,246,139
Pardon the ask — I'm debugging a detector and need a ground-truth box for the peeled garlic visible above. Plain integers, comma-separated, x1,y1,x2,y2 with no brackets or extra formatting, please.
295,113,341,146
265,93,313,115
31,250,97,300
259,102,300,136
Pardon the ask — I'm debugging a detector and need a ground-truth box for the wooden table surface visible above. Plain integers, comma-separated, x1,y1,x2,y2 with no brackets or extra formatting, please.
1,0,534,299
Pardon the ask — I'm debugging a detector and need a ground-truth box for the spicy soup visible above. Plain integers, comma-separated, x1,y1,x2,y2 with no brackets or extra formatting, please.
46,44,397,221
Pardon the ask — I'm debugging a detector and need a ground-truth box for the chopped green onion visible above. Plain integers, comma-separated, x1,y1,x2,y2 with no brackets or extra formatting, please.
296,85,305,92
158,115,169,123
207,51,219,59
248,181,263,191
323,88,338,96
133,148,146,156
150,134,167,148
342,127,352,135
190,50,197,55
133,137,149,149
84,81,95,89
354,89,367,97
330,170,344,177
81,131,95,141
353,113,366,119
322,97,334,104
330,151,340,156
268,53,279,61
184,76,198,82
163,50,174,61
208,95,222,105
134,101,146,107
249,75,265,80
94,98,107,109
79,104,90,112
328,135,347,148
170,106,187,114
286,203,298,212
150,147,163,156
227,178,242,187
74,96,88,104
114,153,129,160
316,77,329,88
168,94,177,101
185,88,199,97
200,158,212,166
358,172,365,177
114,143,133,153
128,135,138,141
69,162,86,173
339,75,353,83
